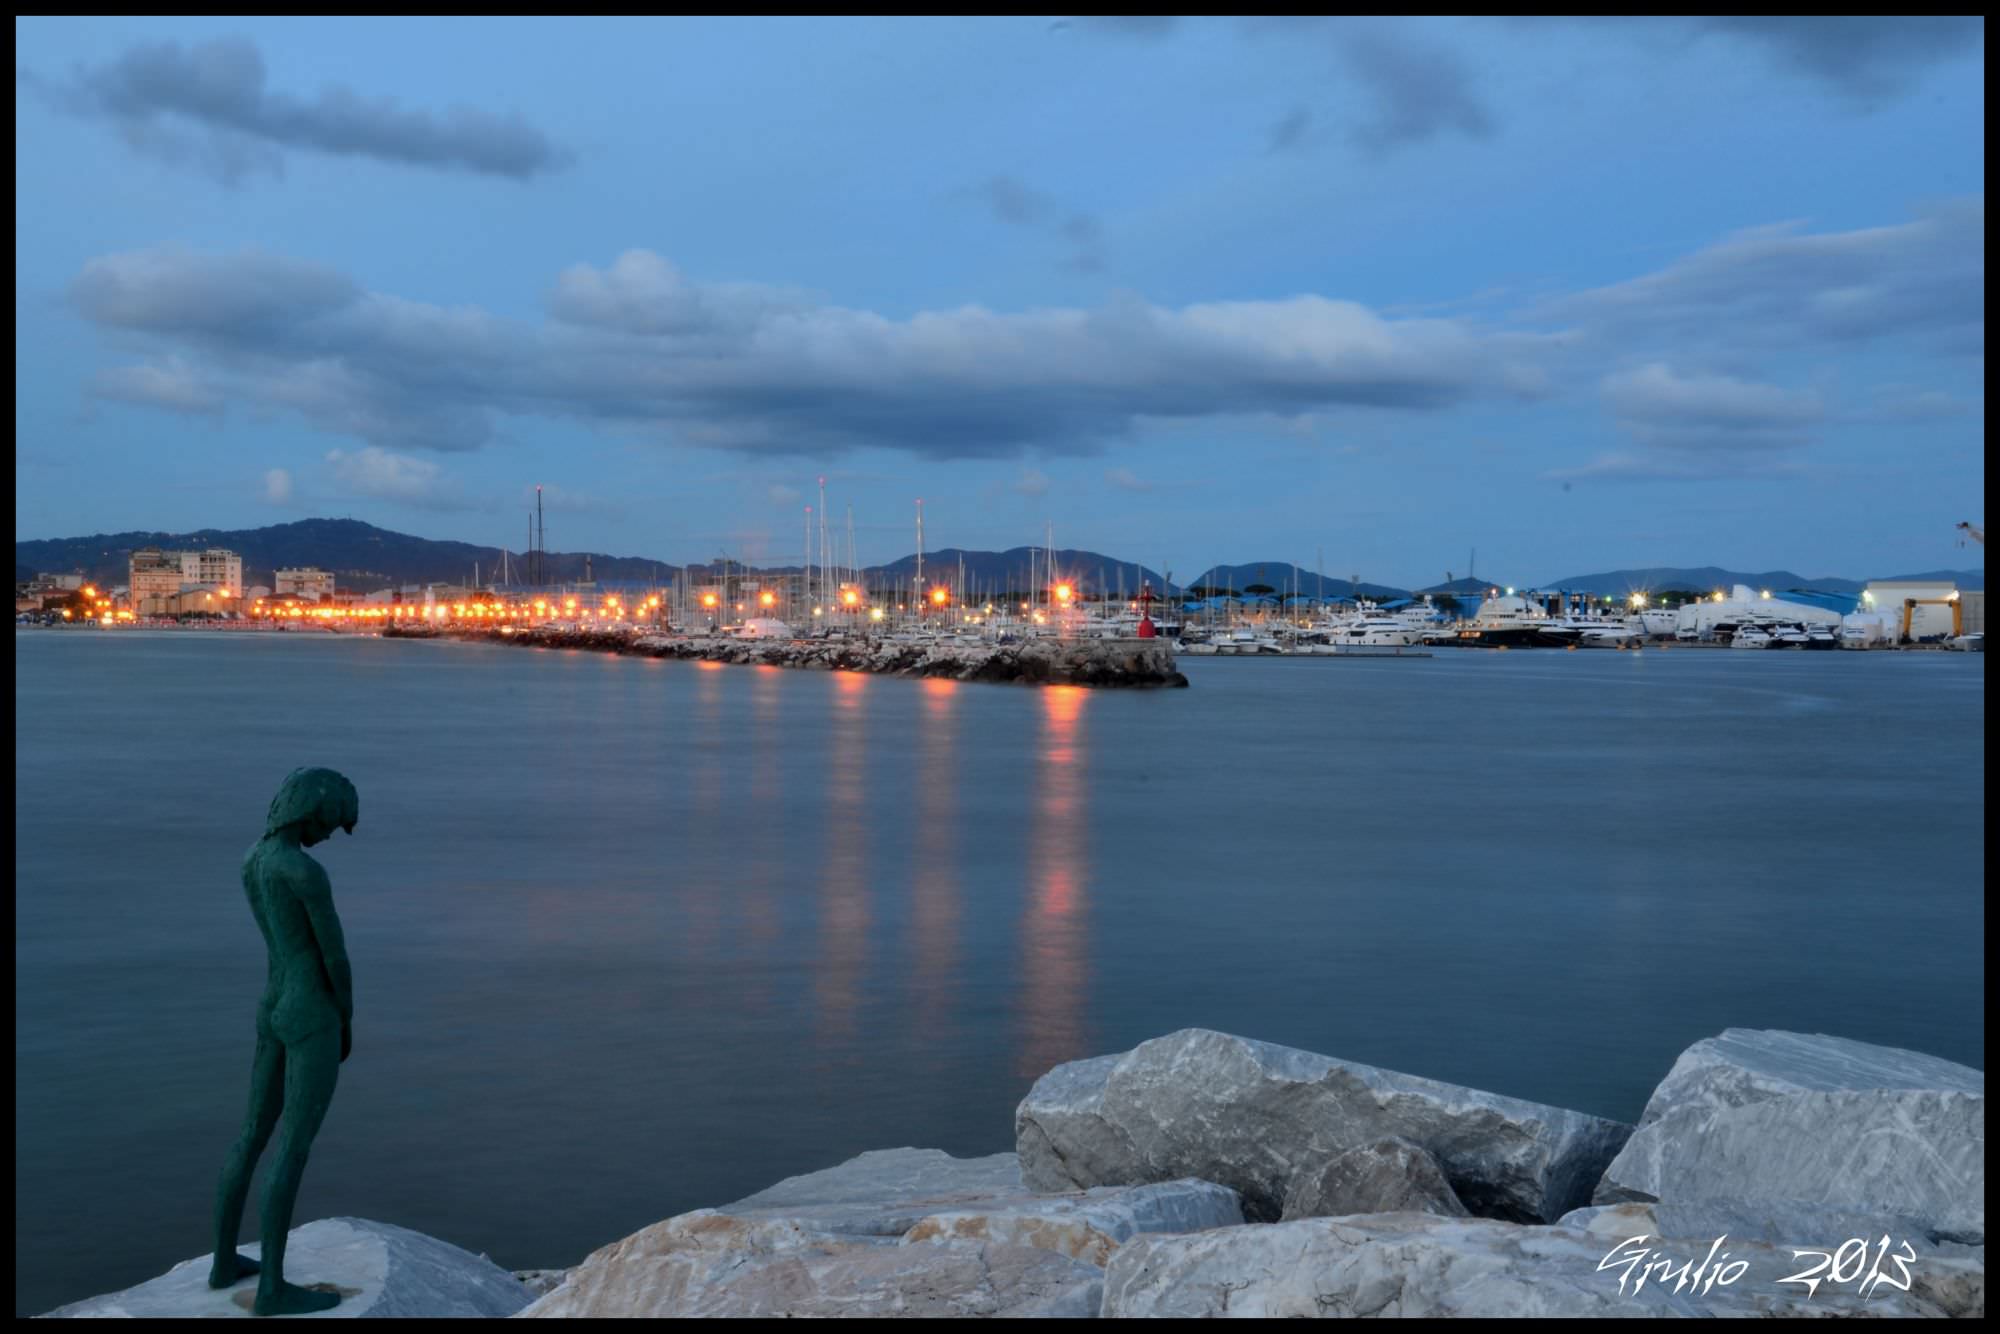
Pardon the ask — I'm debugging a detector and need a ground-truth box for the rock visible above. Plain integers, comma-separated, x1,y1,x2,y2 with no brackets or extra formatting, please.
1017,1029,1631,1223
1593,1029,1985,1244
514,1211,1102,1318
511,1269,571,1298
1101,1212,1955,1317
1281,1136,1469,1221
519,1149,1241,1317
901,1179,1242,1267
42,1217,532,1318
726,1147,1241,1265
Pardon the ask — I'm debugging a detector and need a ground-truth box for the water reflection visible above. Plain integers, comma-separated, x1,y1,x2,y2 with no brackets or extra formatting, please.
816,671,870,1052
1018,685,1091,1079
684,656,726,956
910,678,960,1042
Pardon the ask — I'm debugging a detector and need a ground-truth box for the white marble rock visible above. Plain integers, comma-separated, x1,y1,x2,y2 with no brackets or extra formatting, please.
1593,1029,1986,1244
1017,1029,1631,1223
1282,1136,1470,1221
41,1217,533,1319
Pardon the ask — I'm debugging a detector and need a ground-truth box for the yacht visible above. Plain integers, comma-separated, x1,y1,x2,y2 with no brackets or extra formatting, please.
1454,593,1555,648
1335,616,1421,648
1537,612,1641,649
1730,624,1774,649
1948,632,1984,652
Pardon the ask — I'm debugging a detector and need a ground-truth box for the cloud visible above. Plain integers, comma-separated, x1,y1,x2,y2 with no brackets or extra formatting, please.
1104,466,1157,492
1267,106,1312,153
1013,469,1051,498
1602,363,1824,451
22,36,573,184
1337,28,1495,155
263,467,293,504
89,359,223,414
1549,451,1809,483
967,176,1109,273
71,244,1554,461
977,175,1053,226
325,445,473,510
1691,17,1984,101
767,483,801,506
1542,197,1985,356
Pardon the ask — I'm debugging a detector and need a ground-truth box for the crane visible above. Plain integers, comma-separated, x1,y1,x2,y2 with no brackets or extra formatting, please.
1958,521,1984,546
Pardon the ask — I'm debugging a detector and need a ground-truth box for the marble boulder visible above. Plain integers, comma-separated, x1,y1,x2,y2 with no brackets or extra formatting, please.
1017,1029,1631,1223
1593,1029,1986,1244
1282,1137,1470,1221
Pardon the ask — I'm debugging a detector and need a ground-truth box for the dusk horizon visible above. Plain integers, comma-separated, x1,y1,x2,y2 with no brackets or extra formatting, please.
14,17,1985,586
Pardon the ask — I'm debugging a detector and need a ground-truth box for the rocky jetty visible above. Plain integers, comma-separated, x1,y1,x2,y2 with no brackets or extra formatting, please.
391,625,1190,688
43,1028,1985,1318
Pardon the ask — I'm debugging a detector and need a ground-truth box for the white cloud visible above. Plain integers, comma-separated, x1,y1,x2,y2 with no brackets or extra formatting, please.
325,446,471,510
263,467,293,504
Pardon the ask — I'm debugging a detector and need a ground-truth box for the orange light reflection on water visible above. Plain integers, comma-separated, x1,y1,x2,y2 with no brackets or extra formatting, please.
911,675,961,1043
1019,685,1090,1078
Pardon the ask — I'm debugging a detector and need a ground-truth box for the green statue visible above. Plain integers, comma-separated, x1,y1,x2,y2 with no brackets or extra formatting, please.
208,767,358,1316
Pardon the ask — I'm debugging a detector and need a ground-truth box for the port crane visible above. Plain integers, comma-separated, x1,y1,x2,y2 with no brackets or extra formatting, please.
1957,521,1984,547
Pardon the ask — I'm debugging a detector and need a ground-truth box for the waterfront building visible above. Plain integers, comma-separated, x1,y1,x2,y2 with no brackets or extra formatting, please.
1862,580,1962,641
128,547,245,603
275,567,336,602
128,548,187,607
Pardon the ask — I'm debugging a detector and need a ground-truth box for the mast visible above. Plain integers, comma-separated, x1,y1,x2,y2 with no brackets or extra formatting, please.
804,505,813,614
915,499,925,619
536,485,545,589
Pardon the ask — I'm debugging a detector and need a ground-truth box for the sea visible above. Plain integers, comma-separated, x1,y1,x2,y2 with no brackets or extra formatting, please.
13,629,1987,1314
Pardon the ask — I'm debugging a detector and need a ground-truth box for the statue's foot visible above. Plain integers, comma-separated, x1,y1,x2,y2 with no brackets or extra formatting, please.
207,1252,260,1288
252,1281,341,1316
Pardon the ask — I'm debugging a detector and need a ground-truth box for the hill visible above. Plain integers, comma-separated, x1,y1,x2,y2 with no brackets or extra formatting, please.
1184,562,1406,600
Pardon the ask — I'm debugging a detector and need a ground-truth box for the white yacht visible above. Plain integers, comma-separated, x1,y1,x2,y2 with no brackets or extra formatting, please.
1730,624,1775,649
1335,616,1421,648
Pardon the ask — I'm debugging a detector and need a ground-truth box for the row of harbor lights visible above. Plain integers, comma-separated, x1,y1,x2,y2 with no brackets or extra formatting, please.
698,583,1077,625
247,594,665,621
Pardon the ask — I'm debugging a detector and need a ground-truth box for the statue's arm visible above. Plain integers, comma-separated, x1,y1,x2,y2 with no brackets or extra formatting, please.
292,862,354,1023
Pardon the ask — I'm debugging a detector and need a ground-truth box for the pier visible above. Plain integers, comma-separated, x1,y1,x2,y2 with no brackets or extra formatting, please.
392,625,1191,688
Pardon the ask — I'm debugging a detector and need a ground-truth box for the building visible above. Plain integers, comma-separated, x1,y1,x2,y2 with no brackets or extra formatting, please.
275,567,336,602
1862,580,1962,642
128,548,188,608
128,547,245,606
183,549,243,594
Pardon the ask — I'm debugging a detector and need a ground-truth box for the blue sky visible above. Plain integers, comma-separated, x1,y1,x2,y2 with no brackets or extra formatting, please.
13,16,1986,585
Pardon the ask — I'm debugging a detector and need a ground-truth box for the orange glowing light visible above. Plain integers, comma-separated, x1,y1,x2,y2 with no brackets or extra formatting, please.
931,587,949,606
702,593,719,608
1055,584,1073,603
842,589,859,606
760,592,776,607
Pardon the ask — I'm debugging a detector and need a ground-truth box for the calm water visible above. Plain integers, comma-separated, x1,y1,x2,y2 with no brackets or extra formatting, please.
14,630,1986,1314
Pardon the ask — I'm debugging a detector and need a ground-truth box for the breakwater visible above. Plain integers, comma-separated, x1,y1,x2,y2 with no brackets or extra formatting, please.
389,625,1190,688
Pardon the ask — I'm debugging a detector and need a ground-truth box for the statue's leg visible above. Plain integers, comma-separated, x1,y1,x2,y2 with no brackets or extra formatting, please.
208,1033,283,1288
252,1025,342,1317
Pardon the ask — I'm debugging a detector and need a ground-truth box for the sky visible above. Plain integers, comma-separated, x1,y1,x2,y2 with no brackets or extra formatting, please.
12,16,1986,587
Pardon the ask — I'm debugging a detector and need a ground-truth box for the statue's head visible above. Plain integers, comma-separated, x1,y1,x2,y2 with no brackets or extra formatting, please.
265,767,359,846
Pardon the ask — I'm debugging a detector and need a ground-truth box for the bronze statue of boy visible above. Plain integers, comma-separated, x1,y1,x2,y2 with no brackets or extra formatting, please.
207,767,357,1315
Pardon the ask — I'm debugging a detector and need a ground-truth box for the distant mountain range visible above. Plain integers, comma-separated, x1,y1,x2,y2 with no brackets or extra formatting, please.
13,519,1984,599
1538,566,1984,595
